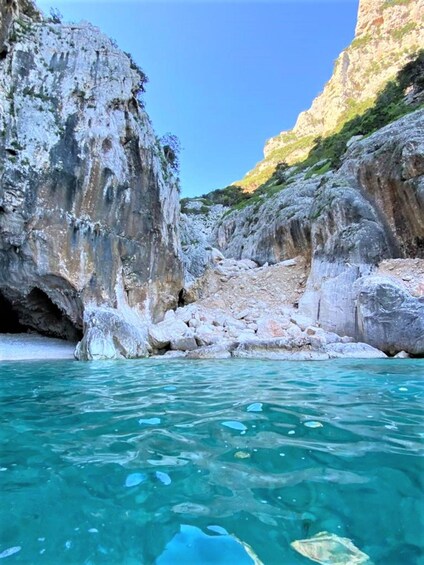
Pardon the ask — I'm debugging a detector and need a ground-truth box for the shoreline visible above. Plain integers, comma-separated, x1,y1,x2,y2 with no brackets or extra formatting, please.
0,334,76,361
1,332,416,363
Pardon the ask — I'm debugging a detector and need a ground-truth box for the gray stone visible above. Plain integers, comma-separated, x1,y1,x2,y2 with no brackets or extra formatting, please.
280,258,297,267
355,275,424,355
154,350,187,359
170,336,198,351
194,324,223,347
394,350,410,358
290,314,314,331
148,319,188,349
325,342,386,359
186,344,232,359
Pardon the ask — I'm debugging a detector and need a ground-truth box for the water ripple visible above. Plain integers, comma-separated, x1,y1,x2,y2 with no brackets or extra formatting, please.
0,358,423,564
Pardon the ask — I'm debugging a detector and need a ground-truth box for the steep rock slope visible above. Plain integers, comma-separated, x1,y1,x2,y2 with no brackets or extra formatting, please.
0,0,183,357
208,109,424,354
239,0,424,190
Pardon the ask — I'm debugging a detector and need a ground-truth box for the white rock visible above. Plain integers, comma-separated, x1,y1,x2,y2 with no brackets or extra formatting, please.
235,308,251,320
325,342,386,359
164,310,176,321
256,317,286,339
186,344,232,359
280,258,297,267
148,319,188,349
224,318,246,331
195,325,223,347
290,314,314,331
286,324,303,338
211,248,225,264
394,350,410,358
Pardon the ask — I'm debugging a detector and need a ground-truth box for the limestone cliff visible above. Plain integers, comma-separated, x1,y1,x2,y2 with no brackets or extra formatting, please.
0,0,183,357
209,109,424,354
239,0,424,191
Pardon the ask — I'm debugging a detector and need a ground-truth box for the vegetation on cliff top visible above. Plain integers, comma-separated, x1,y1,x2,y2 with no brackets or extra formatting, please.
182,50,423,215
300,49,423,170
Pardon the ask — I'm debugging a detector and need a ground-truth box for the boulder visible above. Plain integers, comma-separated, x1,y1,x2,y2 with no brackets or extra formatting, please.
355,275,424,355
255,318,287,339
290,314,314,331
195,324,223,347
186,344,233,359
325,342,386,359
170,336,198,352
148,319,188,349
280,258,297,267
75,307,149,360
394,350,410,358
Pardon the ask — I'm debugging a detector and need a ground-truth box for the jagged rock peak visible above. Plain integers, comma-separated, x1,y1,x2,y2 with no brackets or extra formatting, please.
238,0,424,191
355,0,416,36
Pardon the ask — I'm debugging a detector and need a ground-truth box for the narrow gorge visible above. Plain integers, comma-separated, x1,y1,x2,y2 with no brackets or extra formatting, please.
0,0,423,360
1,2,424,562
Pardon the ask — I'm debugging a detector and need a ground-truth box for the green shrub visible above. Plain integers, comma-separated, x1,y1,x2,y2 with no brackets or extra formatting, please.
302,49,424,169
391,22,417,41
199,184,251,207
383,0,411,8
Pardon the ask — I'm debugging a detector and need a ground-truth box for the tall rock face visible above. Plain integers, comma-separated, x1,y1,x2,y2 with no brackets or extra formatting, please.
239,0,424,191
0,0,183,355
211,109,424,354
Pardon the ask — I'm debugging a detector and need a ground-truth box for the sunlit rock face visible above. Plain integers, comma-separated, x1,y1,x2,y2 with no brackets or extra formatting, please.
239,0,424,191
0,0,183,352
211,109,424,354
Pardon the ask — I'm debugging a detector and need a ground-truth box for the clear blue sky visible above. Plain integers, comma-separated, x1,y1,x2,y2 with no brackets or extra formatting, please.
37,0,359,197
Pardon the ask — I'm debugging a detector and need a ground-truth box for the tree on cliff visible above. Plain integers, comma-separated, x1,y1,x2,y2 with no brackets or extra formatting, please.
161,133,181,173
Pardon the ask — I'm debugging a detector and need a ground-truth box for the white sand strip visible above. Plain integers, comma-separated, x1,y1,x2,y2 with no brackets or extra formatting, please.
0,334,77,361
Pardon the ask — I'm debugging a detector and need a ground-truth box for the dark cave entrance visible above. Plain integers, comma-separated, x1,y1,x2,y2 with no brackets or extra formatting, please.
0,288,82,342
0,292,26,333
178,289,186,308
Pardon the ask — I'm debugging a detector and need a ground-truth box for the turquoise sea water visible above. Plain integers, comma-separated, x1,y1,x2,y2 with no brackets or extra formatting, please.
1,359,423,564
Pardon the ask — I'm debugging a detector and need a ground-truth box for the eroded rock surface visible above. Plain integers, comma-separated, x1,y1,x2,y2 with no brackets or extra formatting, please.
0,1,183,356
204,111,424,355
355,276,424,356
149,257,386,360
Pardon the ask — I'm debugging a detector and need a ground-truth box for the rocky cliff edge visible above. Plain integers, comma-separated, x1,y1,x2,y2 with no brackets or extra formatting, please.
0,0,184,359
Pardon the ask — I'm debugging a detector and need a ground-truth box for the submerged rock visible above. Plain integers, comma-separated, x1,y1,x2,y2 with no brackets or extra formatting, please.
291,531,372,564
157,525,263,565
125,473,147,487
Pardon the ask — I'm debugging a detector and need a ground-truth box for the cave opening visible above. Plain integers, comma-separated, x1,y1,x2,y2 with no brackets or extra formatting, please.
0,288,82,342
0,292,26,333
178,289,186,308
